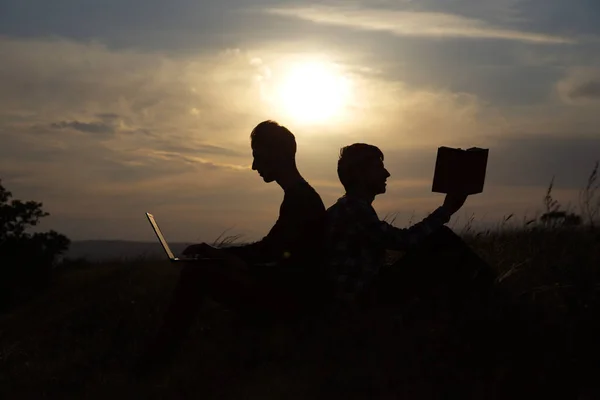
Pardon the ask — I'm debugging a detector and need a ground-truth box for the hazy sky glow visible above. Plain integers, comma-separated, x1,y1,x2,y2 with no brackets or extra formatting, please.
1,0,599,241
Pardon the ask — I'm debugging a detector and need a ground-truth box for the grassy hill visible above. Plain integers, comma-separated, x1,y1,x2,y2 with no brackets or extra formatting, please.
1,225,600,399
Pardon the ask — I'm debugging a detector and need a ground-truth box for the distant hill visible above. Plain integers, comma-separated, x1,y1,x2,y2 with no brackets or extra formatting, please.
66,240,195,262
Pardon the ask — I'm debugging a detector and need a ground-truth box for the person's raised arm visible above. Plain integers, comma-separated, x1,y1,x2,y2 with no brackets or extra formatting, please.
365,193,467,251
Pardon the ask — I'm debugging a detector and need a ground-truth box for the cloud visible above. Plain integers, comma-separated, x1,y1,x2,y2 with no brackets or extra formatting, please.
570,81,600,99
96,113,121,121
0,36,273,240
155,142,243,157
0,37,264,137
557,67,600,103
265,6,574,45
137,149,249,171
50,120,116,134
334,75,508,149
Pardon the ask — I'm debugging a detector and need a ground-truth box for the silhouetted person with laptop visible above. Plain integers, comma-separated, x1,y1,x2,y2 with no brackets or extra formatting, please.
135,121,328,376
325,143,495,313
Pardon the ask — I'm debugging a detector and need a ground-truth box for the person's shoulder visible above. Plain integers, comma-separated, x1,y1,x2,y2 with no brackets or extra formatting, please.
288,180,325,209
300,180,321,197
327,196,345,210
327,196,354,214
327,195,374,217
328,195,365,207
294,180,322,198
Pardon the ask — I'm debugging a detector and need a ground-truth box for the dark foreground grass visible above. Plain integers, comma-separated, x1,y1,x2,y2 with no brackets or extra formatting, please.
1,226,600,399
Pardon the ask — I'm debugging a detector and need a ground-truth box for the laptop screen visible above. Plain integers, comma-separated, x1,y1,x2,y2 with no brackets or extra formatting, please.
146,213,176,260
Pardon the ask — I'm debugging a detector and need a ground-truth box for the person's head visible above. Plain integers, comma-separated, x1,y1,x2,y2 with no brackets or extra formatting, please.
250,120,297,183
337,143,390,196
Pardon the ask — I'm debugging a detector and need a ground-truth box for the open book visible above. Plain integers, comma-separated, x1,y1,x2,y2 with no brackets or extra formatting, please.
432,147,489,195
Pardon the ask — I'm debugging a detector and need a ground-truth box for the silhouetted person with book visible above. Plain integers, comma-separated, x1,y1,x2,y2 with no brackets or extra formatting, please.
324,144,546,396
135,121,327,376
325,143,495,313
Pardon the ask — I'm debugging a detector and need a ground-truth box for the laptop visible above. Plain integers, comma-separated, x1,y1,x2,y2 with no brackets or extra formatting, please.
145,212,216,262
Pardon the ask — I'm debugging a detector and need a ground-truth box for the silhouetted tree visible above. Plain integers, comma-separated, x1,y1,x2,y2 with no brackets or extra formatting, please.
0,180,70,310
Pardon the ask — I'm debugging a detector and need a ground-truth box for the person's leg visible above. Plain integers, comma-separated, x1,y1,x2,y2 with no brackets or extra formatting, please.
406,226,494,299
134,261,312,376
361,226,499,392
411,225,493,278
365,226,496,315
134,260,263,375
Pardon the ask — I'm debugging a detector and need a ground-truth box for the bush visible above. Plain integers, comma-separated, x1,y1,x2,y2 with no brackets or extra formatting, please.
0,180,70,311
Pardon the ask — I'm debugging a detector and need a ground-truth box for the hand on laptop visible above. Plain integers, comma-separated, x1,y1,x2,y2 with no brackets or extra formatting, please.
182,243,247,271
182,243,223,258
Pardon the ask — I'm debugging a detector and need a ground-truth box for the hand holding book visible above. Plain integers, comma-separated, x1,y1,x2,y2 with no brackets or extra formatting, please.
443,193,468,215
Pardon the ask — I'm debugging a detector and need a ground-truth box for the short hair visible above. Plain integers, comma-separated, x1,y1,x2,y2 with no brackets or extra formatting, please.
337,143,384,191
250,120,296,156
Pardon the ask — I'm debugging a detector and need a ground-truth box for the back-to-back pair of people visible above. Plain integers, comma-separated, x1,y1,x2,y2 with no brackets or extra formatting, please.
135,120,495,375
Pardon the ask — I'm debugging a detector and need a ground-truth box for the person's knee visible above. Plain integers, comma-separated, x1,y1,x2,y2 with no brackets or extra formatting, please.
419,225,460,249
437,225,461,240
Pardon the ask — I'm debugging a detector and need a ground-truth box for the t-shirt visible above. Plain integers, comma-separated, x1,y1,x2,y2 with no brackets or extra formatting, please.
224,179,326,270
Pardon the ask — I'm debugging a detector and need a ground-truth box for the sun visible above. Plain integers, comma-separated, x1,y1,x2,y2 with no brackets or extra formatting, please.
276,61,351,124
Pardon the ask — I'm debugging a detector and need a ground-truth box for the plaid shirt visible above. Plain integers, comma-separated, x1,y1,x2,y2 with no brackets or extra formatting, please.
325,195,452,300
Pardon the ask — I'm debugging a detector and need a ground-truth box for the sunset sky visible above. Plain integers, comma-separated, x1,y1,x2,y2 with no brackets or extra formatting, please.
1,0,599,242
